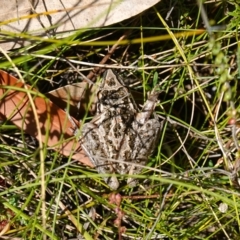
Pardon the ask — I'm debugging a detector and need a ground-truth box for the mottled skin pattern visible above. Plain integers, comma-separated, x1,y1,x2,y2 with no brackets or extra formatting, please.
81,69,161,189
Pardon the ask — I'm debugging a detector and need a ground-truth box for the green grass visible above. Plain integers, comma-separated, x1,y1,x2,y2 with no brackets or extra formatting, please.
0,0,240,239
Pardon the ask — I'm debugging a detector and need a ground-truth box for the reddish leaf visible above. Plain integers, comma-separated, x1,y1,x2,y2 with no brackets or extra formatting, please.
0,70,92,167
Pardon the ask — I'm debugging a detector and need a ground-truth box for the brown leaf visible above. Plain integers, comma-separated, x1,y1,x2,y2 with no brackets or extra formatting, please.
46,83,98,119
0,70,92,167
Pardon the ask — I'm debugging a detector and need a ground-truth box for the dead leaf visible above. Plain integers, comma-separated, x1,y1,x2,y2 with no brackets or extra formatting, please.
46,83,98,119
0,70,92,167
0,0,160,50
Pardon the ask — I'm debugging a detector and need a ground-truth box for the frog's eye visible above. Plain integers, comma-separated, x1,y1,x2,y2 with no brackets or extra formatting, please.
146,122,151,128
